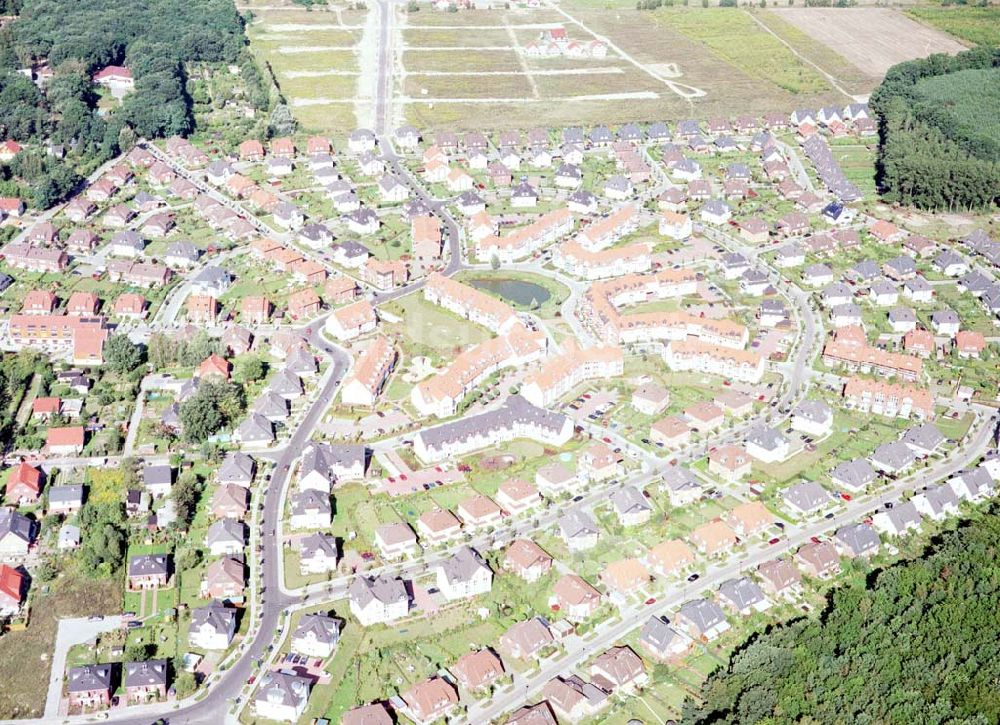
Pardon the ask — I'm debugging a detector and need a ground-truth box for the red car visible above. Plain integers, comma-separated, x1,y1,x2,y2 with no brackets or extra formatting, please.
644,597,657,605
768,537,780,545
602,437,612,444
840,492,852,501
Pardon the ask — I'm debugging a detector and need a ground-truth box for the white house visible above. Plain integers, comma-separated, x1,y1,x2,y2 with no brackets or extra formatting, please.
188,605,236,650
790,400,833,437
254,672,311,722
348,575,409,626
291,614,340,658
435,547,493,601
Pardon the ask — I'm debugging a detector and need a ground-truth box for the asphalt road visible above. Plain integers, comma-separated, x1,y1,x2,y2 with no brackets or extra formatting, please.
94,332,351,725
465,409,998,724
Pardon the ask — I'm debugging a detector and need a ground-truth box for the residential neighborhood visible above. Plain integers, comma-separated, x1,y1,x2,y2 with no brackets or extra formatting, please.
0,1,997,724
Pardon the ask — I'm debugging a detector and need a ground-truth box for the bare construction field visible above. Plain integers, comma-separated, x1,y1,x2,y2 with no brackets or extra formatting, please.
398,4,712,131
771,8,967,77
542,5,851,120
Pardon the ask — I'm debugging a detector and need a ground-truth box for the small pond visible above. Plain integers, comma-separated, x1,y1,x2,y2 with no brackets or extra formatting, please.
468,277,551,307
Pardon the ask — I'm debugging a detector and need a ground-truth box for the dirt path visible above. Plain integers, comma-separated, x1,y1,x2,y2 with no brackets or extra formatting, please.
13,373,39,427
405,23,564,30
283,69,360,78
277,45,356,53
406,67,624,77
504,17,540,99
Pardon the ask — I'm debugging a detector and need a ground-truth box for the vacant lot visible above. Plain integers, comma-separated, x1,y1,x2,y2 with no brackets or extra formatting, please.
402,7,565,26
403,73,534,100
559,3,848,118
403,27,513,47
380,294,492,365
402,47,524,73
906,7,1000,47
771,8,967,77
0,573,120,719
399,6,681,129
247,4,361,132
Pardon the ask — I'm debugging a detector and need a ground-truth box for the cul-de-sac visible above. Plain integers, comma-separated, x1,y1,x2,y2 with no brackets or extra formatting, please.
0,0,997,724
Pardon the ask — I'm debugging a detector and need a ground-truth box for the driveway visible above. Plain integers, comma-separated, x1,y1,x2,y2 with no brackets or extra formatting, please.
44,616,123,716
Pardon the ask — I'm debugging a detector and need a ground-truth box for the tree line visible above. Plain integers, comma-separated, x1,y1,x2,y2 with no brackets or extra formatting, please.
870,46,1000,211
680,508,1000,724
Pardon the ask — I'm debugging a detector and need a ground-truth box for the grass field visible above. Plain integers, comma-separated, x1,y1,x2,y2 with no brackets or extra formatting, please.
652,9,832,96
906,6,1000,47
403,27,513,47
403,48,525,73
402,72,534,99
380,293,492,366
828,141,877,199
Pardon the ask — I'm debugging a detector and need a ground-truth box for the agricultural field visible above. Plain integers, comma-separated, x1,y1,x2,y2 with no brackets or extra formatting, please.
245,2,366,132
753,9,879,96
770,7,967,77
906,6,1000,48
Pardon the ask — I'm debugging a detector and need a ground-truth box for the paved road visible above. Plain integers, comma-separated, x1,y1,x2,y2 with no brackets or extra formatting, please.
82,332,351,725
43,617,123,717
465,409,998,723
373,0,393,136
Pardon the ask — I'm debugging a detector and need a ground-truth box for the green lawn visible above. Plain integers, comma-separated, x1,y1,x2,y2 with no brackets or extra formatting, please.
380,293,492,366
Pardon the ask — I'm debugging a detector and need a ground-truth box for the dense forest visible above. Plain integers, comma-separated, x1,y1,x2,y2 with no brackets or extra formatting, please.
681,509,1000,724
0,0,269,208
870,46,1000,211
